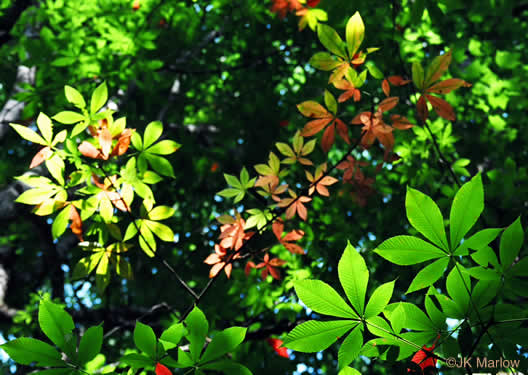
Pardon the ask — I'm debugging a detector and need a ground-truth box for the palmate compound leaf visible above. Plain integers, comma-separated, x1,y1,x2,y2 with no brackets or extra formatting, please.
294,280,359,319
283,320,359,352
449,173,484,249
406,187,449,251
338,241,369,315
374,235,447,265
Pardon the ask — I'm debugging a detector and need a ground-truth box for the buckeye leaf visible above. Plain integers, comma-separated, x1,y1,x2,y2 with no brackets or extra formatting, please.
90,81,108,114
65,85,86,109
338,242,369,315
145,220,174,242
10,123,47,145
345,11,364,59
134,321,157,359
449,174,484,249
36,113,53,143
78,325,103,364
339,367,361,375
374,235,446,265
283,320,357,353
294,280,358,319
1,338,64,366
120,353,156,369
53,111,85,124
406,257,449,294
144,153,174,177
51,205,70,239
38,299,75,351
148,206,175,220
309,52,341,71
364,280,395,319
160,323,186,350
446,265,471,315
412,62,425,90
453,228,502,256
185,306,209,362
406,186,449,251
338,325,363,370
144,121,163,149
317,24,347,59
500,217,524,270
200,326,247,363
147,140,181,155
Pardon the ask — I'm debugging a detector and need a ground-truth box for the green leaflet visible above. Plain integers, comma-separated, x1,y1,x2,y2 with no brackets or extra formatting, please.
406,257,449,294
0,338,64,367
134,321,158,359
374,235,446,265
345,12,364,59
283,320,358,353
90,81,108,114
185,306,209,362
294,279,358,319
38,299,75,351
449,174,484,249
339,241,369,315
500,217,524,271
446,265,472,316
78,325,103,364
337,325,363,370
317,24,347,59
199,327,247,363
364,280,395,319
406,186,449,251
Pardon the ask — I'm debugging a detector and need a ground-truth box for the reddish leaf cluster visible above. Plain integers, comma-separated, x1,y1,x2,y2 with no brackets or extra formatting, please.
245,253,286,280
277,189,312,221
298,101,349,153
204,215,254,278
337,156,375,207
351,97,413,153
92,174,129,212
79,119,134,160
382,75,411,97
273,218,305,254
270,0,320,19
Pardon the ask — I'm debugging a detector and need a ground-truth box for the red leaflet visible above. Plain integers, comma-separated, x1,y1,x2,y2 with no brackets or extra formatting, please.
409,345,437,372
155,363,172,375
30,146,53,169
69,204,83,241
272,218,305,254
266,338,290,358
279,120,290,127
210,162,219,172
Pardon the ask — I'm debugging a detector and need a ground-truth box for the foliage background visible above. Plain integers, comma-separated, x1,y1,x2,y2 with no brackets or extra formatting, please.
0,0,526,373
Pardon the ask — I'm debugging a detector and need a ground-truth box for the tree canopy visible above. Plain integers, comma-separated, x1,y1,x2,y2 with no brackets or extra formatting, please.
0,0,527,374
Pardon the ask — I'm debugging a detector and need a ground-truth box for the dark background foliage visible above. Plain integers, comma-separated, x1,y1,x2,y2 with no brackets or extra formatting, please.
0,0,526,373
